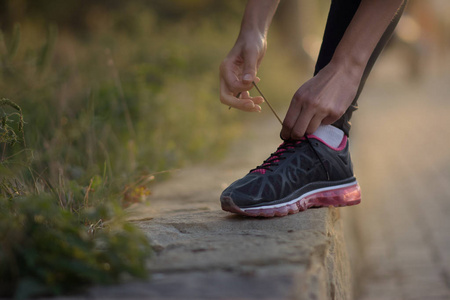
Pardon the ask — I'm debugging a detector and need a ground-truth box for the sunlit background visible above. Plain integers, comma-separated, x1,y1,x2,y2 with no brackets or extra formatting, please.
1,0,449,298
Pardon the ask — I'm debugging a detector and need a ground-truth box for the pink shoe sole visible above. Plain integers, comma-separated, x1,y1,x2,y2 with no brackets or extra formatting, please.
221,182,361,218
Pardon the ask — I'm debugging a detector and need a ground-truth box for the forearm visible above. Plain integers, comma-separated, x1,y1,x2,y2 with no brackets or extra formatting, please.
239,0,280,39
331,0,406,74
219,0,279,111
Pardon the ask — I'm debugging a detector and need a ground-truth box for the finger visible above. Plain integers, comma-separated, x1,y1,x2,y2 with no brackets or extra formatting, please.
222,94,261,112
281,97,302,140
290,108,315,140
228,92,241,110
240,91,264,106
221,81,261,112
220,59,251,92
240,91,250,98
242,51,258,84
322,113,341,125
305,114,324,135
251,96,264,105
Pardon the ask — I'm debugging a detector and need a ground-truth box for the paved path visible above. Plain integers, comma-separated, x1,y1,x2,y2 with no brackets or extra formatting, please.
345,66,450,300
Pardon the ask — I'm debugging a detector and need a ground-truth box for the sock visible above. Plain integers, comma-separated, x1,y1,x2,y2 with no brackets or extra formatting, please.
312,125,345,148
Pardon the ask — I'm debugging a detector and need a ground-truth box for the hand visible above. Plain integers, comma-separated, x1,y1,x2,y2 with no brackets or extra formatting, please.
280,61,362,140
278,0,405,140
219,33,266,112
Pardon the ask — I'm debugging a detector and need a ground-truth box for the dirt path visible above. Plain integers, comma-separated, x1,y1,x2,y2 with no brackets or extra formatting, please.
345,60,450,299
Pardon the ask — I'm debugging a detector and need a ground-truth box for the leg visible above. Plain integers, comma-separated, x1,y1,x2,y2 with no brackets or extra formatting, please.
315,0,407,136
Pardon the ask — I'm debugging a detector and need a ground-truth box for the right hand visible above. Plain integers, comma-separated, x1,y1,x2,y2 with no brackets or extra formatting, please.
280,60,361,140
219,32,266,112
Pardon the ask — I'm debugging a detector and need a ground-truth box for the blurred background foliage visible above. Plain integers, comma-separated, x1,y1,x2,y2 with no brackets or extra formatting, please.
0,0,244,195
0,0,309,207
0,0,304,297
1,0,448,297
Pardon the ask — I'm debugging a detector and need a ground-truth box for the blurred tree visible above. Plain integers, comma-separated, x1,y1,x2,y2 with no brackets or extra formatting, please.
0,0,242,34
274,0,331,70
275,0,309,67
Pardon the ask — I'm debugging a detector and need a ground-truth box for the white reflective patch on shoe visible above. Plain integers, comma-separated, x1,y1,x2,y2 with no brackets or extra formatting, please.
313,125,344,148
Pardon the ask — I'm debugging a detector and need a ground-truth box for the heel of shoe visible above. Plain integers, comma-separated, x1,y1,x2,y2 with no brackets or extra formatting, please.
305,183,361,208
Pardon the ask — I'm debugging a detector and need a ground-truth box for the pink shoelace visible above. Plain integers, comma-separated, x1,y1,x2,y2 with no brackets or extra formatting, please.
250,140,300,175
250,136,330,180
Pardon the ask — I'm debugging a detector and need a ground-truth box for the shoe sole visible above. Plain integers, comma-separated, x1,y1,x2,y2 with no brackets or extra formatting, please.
221,181,361,217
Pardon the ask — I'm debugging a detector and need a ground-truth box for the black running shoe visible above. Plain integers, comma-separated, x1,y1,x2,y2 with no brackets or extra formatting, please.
220,135,361,217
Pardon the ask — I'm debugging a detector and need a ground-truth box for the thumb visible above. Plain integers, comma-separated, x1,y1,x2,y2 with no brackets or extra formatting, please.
242,51,258,84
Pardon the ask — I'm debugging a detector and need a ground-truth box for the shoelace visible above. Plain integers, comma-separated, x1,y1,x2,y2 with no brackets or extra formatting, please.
250,140,298,173
250,138,330,180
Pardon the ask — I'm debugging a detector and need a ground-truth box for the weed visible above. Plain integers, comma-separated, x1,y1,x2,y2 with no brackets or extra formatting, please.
0,194,151,298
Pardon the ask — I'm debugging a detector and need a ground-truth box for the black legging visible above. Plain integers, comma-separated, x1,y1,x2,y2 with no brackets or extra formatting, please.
314,0,407,136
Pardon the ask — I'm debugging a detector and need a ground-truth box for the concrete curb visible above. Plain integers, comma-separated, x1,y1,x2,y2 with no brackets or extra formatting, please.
86,204,351,299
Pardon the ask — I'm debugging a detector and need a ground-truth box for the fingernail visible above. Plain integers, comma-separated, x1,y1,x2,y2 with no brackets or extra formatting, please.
243,74,252,82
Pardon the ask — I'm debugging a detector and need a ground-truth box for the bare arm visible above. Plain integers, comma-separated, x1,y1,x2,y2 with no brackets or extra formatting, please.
281,0,406,140
219,0,280,112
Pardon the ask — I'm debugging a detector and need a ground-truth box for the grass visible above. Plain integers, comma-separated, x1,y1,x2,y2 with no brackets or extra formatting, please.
0,2,246,297
0,193,152,299
1,7,243,204
0,1,306,297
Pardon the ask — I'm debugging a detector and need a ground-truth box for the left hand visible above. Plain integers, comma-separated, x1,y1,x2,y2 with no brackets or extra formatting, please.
219,31,266,112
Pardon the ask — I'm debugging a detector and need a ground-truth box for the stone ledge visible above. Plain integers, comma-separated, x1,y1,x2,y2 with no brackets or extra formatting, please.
86,205,351,300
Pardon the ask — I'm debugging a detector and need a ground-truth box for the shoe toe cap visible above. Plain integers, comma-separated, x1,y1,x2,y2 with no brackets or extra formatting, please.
220,189,262,208
220,175,265,208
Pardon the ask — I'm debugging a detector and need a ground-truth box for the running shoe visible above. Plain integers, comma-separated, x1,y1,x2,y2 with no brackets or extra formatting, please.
220,135,361,217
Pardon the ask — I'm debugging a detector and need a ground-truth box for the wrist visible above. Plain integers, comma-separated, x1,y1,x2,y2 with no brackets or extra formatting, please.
235,28,267,50
240,0,279,39
330,51,366,81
